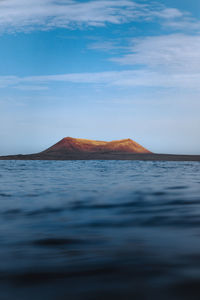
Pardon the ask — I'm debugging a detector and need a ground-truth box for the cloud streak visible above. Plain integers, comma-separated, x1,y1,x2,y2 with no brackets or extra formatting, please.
0,0,192,33
112,34,200,73
1,70,200,91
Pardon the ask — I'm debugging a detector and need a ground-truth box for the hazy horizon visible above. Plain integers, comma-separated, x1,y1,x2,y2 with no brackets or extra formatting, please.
1,0,200,155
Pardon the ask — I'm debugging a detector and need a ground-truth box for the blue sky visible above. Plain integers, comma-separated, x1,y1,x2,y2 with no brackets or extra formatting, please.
0,0,200,155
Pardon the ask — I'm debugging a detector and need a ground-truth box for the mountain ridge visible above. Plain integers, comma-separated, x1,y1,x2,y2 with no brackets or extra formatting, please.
1,136,200,161
43,137,151,154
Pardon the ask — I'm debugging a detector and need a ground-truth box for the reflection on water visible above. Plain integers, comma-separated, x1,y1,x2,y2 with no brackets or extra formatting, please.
0,160,200,299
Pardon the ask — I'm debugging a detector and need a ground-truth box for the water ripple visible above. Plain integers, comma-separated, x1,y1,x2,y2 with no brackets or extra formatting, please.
0,160,200,299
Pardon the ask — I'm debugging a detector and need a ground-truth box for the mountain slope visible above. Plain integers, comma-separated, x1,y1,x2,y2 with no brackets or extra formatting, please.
1,137,200,160
43,137,151,154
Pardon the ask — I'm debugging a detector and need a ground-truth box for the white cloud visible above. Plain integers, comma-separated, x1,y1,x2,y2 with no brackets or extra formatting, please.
34,71,200,89
1,69,200,90
112,34,200,73
0,76,20,88
163,18,200,31
152,8,184,19
88,41,122,51
0,0,190,33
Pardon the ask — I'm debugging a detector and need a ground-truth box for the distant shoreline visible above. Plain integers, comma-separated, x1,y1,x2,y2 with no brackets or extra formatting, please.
0,153,200,161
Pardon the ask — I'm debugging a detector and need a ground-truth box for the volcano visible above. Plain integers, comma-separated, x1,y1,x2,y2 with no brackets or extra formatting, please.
1,137,200,161
43,137,151,155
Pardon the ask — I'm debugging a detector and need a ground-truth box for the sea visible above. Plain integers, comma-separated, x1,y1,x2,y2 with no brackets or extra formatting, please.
0,160,200,300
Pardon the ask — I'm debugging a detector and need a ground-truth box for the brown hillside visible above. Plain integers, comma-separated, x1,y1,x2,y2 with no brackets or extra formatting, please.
43,137,151,154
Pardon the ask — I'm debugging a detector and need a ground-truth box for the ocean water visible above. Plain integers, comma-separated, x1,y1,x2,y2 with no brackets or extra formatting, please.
0,160,200,299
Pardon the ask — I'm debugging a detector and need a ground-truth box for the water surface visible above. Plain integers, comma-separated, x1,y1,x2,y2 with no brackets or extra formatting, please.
0,160,200,299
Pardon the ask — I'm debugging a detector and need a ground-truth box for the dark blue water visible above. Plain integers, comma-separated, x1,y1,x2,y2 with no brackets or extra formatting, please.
0,160,200,299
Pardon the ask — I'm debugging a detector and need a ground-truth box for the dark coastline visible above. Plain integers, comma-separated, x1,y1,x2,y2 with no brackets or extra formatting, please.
1,152,200,161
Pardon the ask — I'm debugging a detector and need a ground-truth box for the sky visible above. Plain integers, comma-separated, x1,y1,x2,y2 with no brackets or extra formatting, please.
0,0,200,155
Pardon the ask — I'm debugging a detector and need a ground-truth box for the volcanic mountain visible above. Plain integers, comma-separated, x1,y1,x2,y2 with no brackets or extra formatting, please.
42,137,151,155
1,137,200,161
